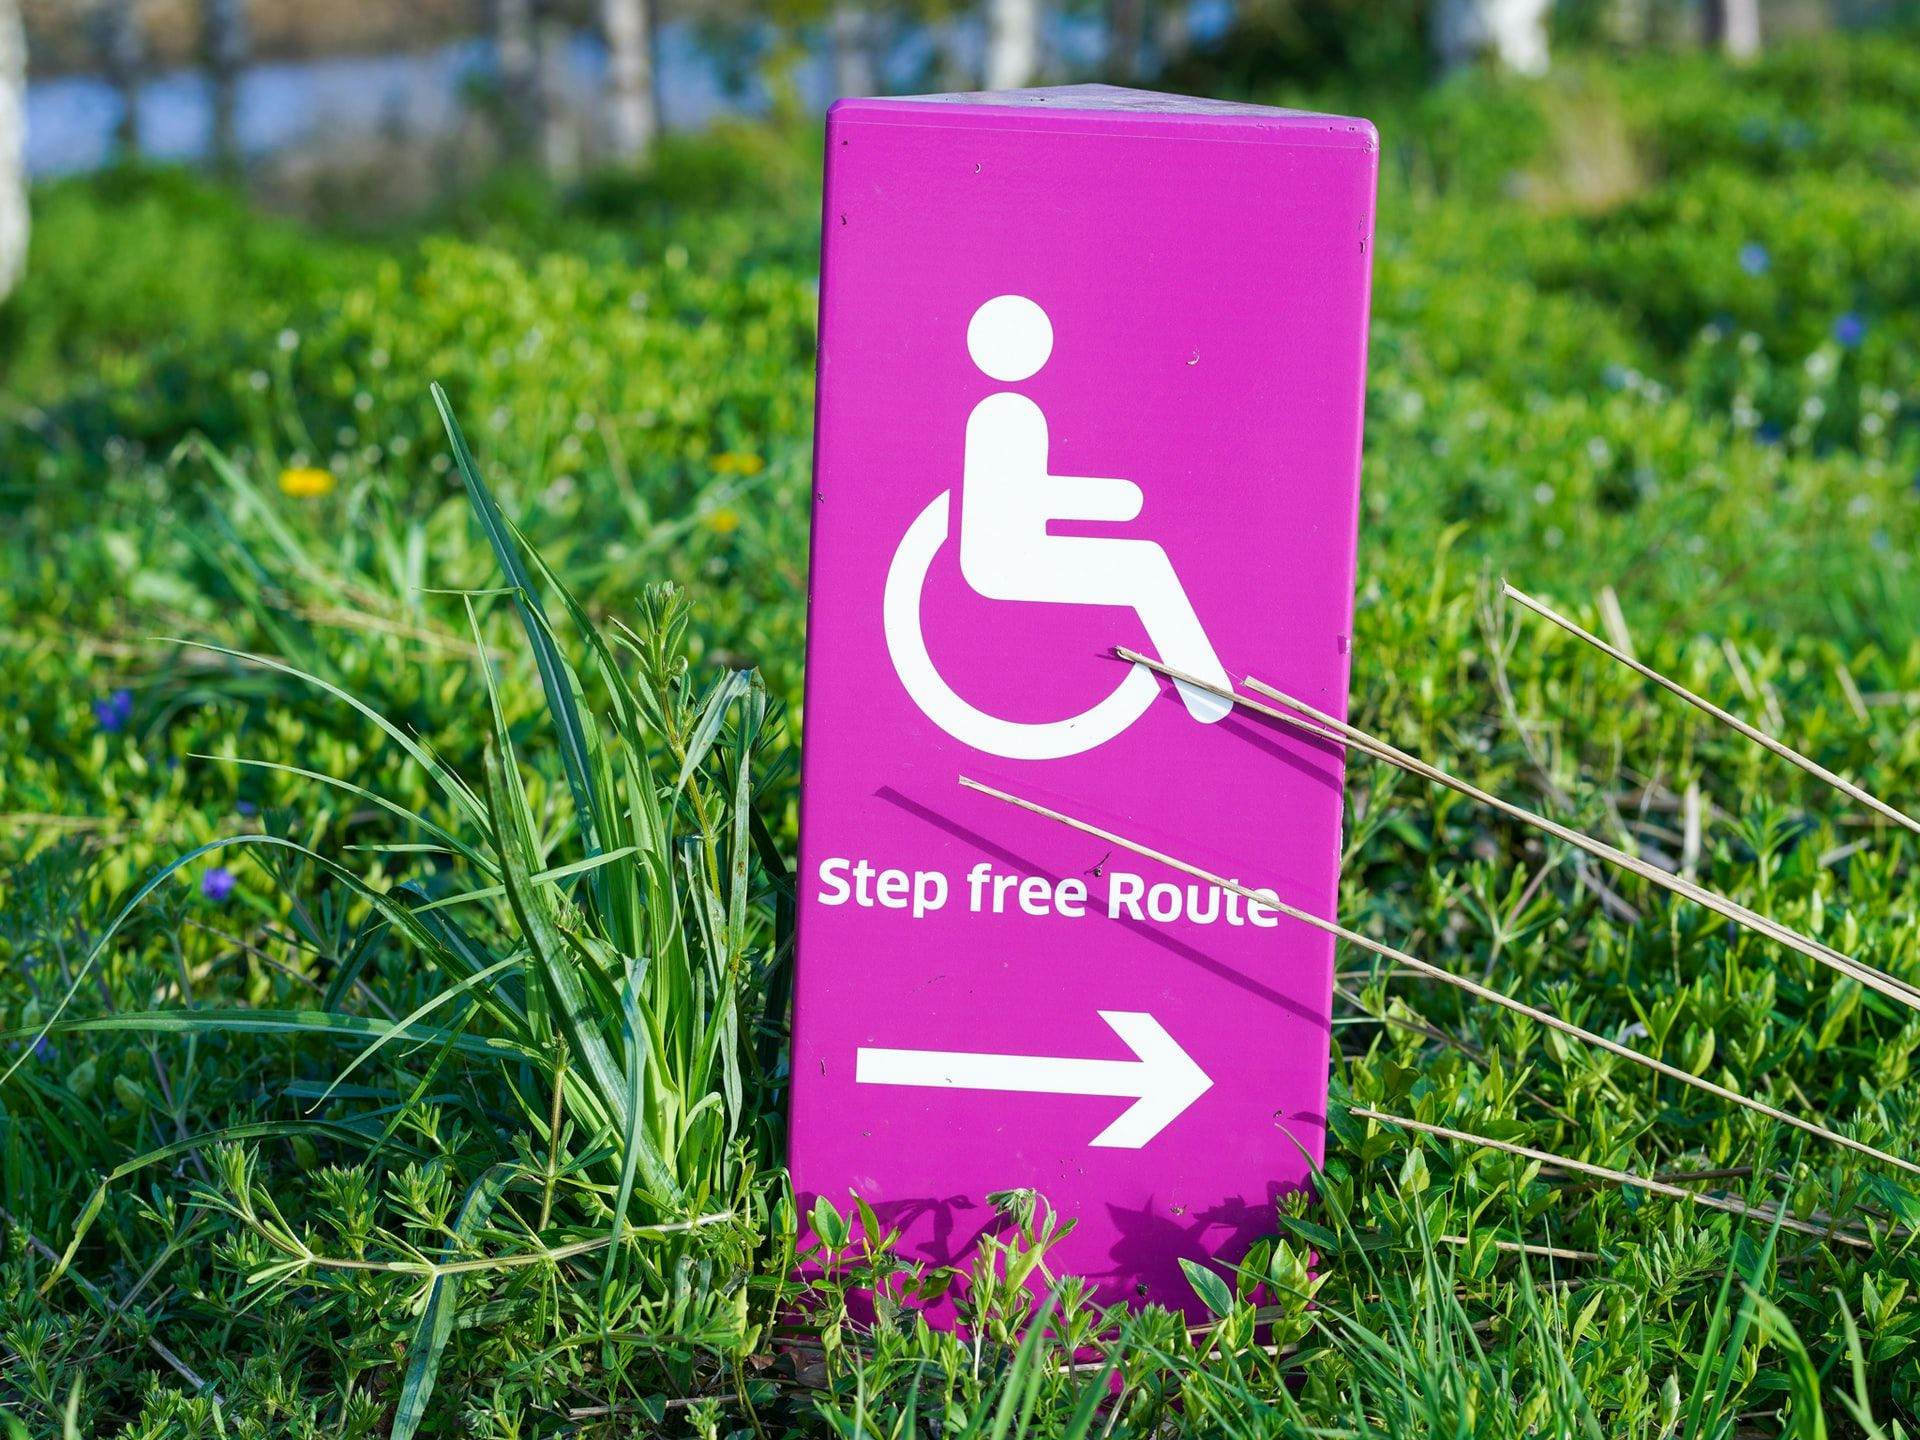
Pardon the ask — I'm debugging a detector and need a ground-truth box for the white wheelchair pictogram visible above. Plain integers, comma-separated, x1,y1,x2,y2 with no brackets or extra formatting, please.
883,295,1233,760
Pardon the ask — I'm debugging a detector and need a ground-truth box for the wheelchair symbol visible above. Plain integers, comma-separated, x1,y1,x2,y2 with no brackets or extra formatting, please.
882,296,1232,761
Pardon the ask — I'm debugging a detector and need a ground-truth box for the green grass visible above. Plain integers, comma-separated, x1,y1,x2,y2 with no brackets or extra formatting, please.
5,27,1920,1437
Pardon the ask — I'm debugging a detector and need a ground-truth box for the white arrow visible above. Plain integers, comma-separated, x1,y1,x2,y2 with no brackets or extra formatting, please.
854,1011,1212,1148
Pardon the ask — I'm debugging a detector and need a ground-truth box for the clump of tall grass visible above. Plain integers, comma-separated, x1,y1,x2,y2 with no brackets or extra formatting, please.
7,388,796,1434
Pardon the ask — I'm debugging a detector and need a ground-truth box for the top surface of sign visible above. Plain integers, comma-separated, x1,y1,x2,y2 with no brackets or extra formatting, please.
884,81,1351,123
792,87,1377,1318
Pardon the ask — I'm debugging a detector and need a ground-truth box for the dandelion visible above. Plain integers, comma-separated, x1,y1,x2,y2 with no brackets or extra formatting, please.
1738,242,1770,277
201,866,238,903
278,466,336,498
712,451,765,477
93,688,133,733
1835,312,1867,349
705,507,742,535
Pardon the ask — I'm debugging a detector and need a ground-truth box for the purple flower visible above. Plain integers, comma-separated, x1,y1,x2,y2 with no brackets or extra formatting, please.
201,866,238,903
93,689,133,733
1738,243,1770,277
1834,312,1867,349
236,800,258,816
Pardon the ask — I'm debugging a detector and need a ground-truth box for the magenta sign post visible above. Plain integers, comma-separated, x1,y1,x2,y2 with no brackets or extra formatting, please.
791,85,1377,1317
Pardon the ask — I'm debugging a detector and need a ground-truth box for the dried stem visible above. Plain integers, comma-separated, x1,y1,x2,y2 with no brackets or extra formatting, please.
1115,646,1920,1013
956,776,1920,1181
1351,1107,1873,1250
1503,582,1920,837
2,1207,222,1400
1436,1233,1602,1263
1226,662,1920,1010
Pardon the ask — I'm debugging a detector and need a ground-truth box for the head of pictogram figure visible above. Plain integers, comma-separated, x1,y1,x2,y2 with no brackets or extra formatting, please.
967,295,1054,383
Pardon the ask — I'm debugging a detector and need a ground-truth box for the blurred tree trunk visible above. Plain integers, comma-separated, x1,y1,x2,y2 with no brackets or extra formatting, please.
495,0,539,157
1106,0,1144,80
983,0,1039,90
932,18,967,90
1152,0,1189,76
1605,0,1650,46
536,10,579,175
201,0,247,175
1703,0,1761,59
93,0,144,157
600,0,659,162
533,9,576,176
1433,0,1550,75
830,1,876,97
0,0,24,303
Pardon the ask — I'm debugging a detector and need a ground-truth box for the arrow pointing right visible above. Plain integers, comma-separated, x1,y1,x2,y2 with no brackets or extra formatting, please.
854,1010,1212,1148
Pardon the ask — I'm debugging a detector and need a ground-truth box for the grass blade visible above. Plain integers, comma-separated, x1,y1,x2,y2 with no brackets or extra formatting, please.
433,384,607,881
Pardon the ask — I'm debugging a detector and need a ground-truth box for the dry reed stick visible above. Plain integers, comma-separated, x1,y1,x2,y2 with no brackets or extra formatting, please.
1350,1107,1872,1250
1114,646,1920,1013
2,1208,222,1399
1502,582,1920,837
1224,662,1920,1010
1437,1233,1602,1263
956,777,1920,1181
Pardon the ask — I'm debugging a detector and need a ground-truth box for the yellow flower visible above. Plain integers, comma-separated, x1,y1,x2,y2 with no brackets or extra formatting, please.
278,466,336,498
705,507,742,535
711,451,764,477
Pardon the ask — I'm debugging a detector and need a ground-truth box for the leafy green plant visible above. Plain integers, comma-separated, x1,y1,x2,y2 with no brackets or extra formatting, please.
9,24,1920,1437
6,393,797,1434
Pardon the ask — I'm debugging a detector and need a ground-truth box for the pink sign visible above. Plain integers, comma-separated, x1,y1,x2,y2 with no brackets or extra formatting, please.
792,85,1377,1318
